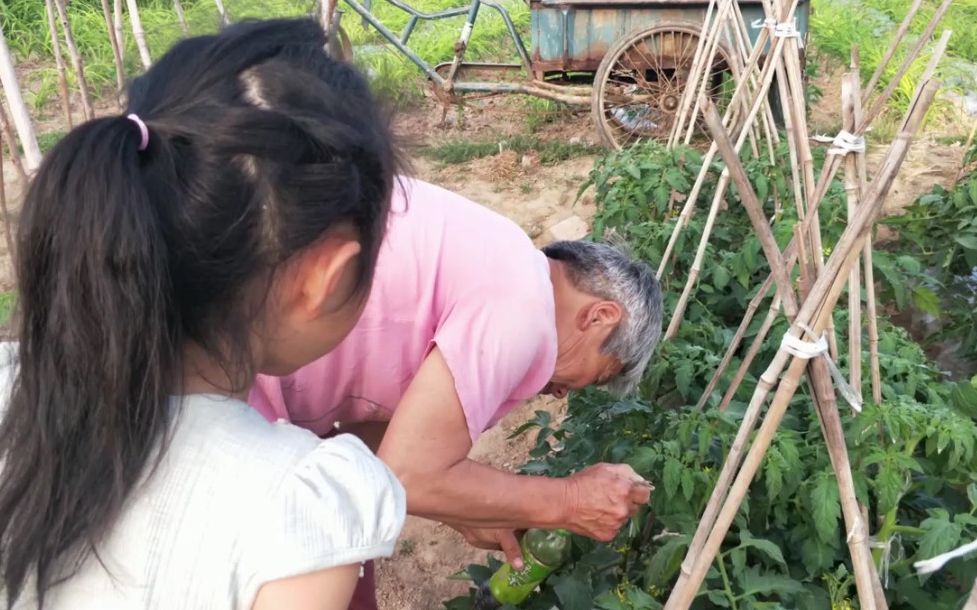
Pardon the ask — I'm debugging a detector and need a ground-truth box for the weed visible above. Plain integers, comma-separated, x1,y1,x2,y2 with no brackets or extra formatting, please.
419,135,598,165
0,292,16,327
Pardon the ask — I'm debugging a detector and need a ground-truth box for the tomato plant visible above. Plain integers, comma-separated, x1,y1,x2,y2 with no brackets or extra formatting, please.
446,141,977,610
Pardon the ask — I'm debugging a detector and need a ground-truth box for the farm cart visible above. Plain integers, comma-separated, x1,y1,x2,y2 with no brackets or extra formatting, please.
327,0,810,148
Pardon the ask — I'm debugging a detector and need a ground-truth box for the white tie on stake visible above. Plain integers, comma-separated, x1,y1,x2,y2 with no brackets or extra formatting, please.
914,538,977,575
779,324,864,412
751,17,805,48
812,130,867,156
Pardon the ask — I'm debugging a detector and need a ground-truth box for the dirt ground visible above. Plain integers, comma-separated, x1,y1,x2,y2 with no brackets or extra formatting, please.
0,75,971,609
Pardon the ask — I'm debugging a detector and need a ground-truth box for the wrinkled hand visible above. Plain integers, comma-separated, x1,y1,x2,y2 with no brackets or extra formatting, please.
562,463,652,541
452,526,526,569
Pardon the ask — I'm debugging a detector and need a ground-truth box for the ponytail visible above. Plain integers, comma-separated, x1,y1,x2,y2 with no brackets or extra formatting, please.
0,116,178,606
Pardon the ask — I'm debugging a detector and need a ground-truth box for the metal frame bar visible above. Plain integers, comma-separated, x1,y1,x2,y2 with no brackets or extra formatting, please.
340,0,533,91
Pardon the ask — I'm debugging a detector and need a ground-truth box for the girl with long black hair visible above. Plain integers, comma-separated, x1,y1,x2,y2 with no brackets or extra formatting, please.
0,18,404,610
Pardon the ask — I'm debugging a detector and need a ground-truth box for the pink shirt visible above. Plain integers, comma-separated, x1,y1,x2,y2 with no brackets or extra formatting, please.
250,178,558,442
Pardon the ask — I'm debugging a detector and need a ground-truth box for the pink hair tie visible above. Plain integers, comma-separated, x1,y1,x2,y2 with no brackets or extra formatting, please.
126,114,150,151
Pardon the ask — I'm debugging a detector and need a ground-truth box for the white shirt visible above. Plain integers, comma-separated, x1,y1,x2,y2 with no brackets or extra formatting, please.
0,345,405,609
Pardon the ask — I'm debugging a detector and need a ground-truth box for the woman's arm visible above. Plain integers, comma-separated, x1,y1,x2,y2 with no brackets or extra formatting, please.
252,564,360,610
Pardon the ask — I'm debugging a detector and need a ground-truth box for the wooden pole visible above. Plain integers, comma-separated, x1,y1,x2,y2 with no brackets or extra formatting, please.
696,274,775,411
842,68,863,400
664,82,939,610
173,0,190,34
665,30,796,338
214,0,230,26
126,0,153,69
113,0,126,68
669,0,722,148
0,102,26,182
863,0,926,98
0,23,41,172
0,129,14,269
44,0,73,129
100,0,125,99
53,0,95,121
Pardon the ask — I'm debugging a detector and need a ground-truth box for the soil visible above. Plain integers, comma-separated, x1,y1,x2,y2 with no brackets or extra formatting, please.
0,76,972,610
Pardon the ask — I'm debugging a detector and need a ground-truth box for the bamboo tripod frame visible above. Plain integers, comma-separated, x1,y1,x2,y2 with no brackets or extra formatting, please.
656,1,952,608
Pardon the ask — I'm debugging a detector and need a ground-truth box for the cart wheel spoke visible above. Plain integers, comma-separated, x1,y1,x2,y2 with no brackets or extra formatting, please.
592,23,735,149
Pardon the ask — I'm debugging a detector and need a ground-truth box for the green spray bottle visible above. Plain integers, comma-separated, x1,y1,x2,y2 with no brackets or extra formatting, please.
486,528,572,605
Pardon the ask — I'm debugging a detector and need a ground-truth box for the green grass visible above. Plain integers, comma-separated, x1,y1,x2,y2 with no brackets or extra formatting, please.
342,0,529,106
419,135,599,164
2,0,312,112
0,292,16,327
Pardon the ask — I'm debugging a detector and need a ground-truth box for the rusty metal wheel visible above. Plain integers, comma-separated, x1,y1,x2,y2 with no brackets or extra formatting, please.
592,23,737,149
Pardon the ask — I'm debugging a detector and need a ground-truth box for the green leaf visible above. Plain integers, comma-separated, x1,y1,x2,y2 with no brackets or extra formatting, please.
594,591,628,610
704,590,732,607
875,462,906,514
508,410,551,439
764,451,784,499
644,535,690,586
919,508,963,562
968,483,977,511
663,458,682,498
680,469,695,501
738,531,787,566
552,572,593,610
738,566,807,597
954,234,977,251
811,473,841,543
675,363,693,399
626,586,659,609
626,446,657,475
800,537,836,576
714,266,731,290
911,287,941,317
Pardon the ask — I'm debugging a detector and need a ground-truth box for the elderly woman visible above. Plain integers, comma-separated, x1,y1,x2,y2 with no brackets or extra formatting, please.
251,177,663,608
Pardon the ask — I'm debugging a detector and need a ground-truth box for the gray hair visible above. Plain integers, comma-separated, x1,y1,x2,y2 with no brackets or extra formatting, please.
542,239,663,396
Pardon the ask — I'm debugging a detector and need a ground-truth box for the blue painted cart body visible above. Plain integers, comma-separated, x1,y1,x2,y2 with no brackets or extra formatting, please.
529,0,809,73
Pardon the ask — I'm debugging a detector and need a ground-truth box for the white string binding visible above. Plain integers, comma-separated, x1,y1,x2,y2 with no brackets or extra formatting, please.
780,324,863,412
812,130,866,156
915,538,977,575
751,17,804,48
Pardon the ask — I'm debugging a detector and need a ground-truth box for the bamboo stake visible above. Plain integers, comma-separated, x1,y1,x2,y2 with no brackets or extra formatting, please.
697,98,891,610
0,24,41,172
665,81,939,610
696,274,775,411
669,0,723,148
731,0,779,159
53,0,95,121
863,0,926,98
45,0,73,129
0,102,26,182
683,0,739,145
842,69,863,399
214,0,230,26
656,17,780,278
126,0,153,69
0,130,14,268
665,28,798,338
113,0,126,68
100,0,125,99
173,0,190,34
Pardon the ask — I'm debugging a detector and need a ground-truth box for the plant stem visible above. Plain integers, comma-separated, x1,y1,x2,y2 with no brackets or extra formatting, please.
717,552,739,610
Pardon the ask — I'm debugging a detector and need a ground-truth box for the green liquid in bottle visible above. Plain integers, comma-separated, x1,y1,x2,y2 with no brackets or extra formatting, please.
488,529,571,605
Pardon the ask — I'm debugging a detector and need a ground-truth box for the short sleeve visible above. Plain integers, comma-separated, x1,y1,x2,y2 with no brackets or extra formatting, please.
434,298,557,442
237,434,406,605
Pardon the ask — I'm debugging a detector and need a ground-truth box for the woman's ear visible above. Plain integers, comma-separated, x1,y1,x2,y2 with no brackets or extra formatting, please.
293,236,363,320
587,300,623,328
